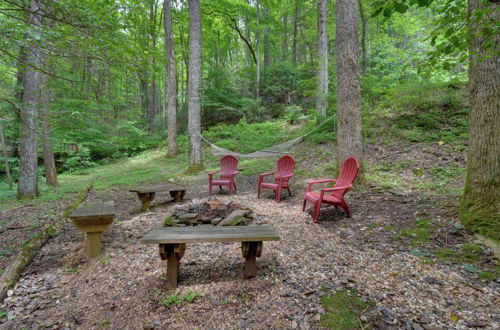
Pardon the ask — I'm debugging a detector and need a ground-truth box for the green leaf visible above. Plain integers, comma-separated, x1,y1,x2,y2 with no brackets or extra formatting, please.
383,7,393,18
462,264,481,273
417,0,431,7
394,3,409,13
0,309,6,318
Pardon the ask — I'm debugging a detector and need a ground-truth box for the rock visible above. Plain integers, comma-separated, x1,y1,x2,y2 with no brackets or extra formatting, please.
387,188,405,196
418,312,431,324
424,277,444,286
7,290,14,297
177,213,198,220
291,320,298,328
422,325,442,330
211,217,222,225
218,209,251,226
412,323,424,330
205,200,225,210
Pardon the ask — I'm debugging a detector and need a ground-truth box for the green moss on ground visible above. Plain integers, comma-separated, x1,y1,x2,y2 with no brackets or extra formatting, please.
320,289,375,329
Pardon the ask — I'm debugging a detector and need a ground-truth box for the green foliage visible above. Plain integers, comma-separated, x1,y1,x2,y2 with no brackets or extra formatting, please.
162,290,203,307
459,195,500,242
320,289,375,329
284,105,304,124
61,146,98,172
261,64,300,104
0,309,5,318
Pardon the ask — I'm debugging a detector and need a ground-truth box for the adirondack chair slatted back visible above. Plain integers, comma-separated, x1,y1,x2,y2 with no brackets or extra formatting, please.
220,155,238,178
331,157,359,199
275,155,295,184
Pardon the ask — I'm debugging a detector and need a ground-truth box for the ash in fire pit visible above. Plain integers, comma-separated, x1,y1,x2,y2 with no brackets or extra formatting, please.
165,199,253,227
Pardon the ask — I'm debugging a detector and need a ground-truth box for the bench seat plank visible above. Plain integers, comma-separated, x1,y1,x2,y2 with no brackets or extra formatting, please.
129,185,187,194
141,226,280,244
70,201,115,220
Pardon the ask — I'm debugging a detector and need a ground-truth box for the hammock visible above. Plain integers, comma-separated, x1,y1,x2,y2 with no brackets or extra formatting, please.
199,114,336,158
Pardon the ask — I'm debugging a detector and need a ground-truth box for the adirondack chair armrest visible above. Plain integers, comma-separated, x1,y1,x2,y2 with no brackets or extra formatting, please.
307,179,336,192
230,170,240,176
258,171,274,183
319,185,352,198
208,170,220,178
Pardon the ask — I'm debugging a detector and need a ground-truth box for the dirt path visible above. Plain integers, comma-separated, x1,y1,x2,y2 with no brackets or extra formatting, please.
1,180,498,329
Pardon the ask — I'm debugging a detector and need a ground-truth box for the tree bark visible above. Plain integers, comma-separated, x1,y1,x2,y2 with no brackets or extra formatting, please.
263,6,271,67
0,121,13,189
358,0,368,76
164,0,178,156
292,0,300,65
316,0,328,119
187,0,202,169
255,0,261,98
18,0,44,199
40,64,58,187
336,0,364,178
460,0,499,237
282,14,288,61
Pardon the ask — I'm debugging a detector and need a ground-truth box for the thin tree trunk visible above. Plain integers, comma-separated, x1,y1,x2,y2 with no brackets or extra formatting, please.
263,6,271,67
336,0,363,179
187,0,202,169
358,0,368,76
164,0,178,156
316,0,328,119
39,61,58,187
292,0,300,65
0,121,13,189
282,14,288,61
18,0,44,199
460,0,499,235
255,0,261,99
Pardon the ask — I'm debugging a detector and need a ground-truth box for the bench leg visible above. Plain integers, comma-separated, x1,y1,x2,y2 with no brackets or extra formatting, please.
169,190,186,202
241,241,262,278
85,231,102,257
138,192,156,211
159,244,186,290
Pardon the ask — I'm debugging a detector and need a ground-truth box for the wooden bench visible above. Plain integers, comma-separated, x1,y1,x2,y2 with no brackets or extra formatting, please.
129,185,187,211
69,201,115,258
140,226,280,290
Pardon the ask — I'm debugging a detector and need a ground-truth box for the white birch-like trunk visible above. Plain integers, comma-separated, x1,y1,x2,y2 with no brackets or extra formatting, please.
188,0,202,168
164,0,178,156
316,0,328,119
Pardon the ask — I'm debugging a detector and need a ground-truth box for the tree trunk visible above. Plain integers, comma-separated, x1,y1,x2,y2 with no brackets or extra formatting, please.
460,0,499,237
255,0,261,99
18,0,44,199
292,0,300,65
336,0,364,178
263,6,271,67
316,0,328,119
187,0,202,169
0,121,13,189
164,0,178,156
40,65,58,187
358,0,368,76
282,14,288,61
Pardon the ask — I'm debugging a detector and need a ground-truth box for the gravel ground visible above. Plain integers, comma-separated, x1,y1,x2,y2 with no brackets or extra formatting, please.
1,181,498,330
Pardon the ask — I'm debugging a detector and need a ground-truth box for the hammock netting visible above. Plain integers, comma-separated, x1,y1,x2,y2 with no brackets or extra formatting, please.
203,136,304,158
199,113,336,158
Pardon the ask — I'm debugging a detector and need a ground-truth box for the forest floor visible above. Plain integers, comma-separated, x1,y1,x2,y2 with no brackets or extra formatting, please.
0,141,499,329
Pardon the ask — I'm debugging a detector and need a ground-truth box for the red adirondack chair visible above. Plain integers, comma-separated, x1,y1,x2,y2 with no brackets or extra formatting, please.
302,157,359,222
257,155,295,203
208,155,239,195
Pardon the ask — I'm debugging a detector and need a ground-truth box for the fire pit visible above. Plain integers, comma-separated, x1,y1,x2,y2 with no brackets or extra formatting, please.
164,199,253,227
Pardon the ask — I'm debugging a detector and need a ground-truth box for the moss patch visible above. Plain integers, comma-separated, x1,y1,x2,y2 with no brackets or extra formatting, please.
459,196,500,242
320,289,375,329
